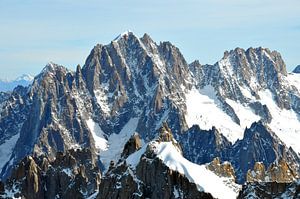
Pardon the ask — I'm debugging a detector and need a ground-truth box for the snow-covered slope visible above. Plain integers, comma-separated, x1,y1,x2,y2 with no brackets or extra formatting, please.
153,141,241,199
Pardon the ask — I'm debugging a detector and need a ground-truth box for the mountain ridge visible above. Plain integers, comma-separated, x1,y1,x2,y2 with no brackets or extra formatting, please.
0,32,300,198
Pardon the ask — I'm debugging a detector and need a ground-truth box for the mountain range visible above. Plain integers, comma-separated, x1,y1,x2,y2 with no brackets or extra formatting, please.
0,31,299,198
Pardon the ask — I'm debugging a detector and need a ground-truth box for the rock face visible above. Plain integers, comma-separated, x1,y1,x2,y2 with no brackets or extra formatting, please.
98,157,213,199
0,148,101,199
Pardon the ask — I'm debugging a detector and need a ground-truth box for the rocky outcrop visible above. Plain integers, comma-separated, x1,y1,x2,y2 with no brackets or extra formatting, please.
98,158,213,199
230,121,300,183
247,159,298,183
121,132,142,159
0,148,101,199
0,91,10,108
206,157,235,180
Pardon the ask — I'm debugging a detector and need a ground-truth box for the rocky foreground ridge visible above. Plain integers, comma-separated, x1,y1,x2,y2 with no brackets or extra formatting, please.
0,31,300,198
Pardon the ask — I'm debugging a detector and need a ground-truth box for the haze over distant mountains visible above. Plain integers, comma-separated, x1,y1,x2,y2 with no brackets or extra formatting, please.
0,74,33,92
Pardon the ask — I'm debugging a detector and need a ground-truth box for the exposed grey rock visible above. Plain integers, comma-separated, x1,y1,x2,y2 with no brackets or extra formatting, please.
1,148,101,199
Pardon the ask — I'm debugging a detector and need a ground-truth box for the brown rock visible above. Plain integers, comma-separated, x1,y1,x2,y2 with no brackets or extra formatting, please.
207,157,236,180
121,132,142,159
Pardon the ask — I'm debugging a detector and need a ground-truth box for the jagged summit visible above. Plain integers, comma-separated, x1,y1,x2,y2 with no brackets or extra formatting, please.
113,30,134,41
36,62,70,80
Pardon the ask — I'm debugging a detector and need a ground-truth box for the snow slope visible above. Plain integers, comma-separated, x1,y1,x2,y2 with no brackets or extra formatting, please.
101,118,140,170
185,84,300,156
258,89,300,154
153,141,241,199
86,119,108,151
0,134,20,172
185,86,247,142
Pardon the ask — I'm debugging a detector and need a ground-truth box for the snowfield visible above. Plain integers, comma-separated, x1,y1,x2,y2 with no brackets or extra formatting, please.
185,86,253,142
186,84,300,156
86,118,108,151
0,133,20,172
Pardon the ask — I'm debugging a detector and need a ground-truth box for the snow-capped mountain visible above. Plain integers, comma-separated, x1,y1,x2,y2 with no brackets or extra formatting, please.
0,74,33,92
0,32,300,198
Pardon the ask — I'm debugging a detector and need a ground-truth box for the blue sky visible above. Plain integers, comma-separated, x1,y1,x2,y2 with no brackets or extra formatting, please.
0,0,299,79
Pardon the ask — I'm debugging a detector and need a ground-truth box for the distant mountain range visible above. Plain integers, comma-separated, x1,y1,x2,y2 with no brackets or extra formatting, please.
0,74,33,92
0,32,300,198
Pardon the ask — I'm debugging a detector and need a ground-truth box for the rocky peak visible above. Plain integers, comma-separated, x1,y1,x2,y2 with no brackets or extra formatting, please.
37,62,70,80
121,132,142,159
231,121,300,183
157,122,182,153
219,47,287,87
113,30,136,42
158,122,174,142
206,157,236,180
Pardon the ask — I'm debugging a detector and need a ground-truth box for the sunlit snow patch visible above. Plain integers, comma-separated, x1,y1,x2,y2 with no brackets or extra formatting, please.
94,89,110,115
226,99,260,129
86,119,108,151
185,86,245,142
101,118,140,170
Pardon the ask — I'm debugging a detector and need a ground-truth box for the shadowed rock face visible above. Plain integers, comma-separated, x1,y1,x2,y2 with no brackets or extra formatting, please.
179,122,300,184
238,181,300,199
